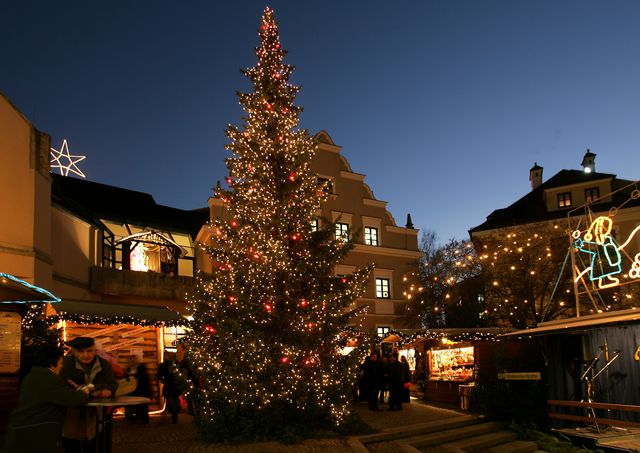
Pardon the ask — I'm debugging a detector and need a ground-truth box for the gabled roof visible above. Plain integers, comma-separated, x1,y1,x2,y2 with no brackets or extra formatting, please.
469,169,638,234
51,174,209,238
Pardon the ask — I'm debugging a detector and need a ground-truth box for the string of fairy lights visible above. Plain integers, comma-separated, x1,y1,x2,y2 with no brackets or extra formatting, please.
183,8,371,430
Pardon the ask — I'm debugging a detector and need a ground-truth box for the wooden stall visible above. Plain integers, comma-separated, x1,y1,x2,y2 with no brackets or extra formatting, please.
393,328,509,409
52,300,187,411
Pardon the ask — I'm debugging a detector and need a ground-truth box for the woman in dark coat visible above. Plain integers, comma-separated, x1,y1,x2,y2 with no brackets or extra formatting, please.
4,344,89,453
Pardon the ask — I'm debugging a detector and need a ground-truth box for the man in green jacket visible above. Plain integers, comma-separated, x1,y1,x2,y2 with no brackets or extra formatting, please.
4,344,89,453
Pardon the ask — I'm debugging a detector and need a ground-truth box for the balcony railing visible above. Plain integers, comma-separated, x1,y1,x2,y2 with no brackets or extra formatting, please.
90,267,195,300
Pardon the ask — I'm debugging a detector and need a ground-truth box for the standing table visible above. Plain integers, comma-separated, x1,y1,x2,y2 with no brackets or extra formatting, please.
87,396,151,453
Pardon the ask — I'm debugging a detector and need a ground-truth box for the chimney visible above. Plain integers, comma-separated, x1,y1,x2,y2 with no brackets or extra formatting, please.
529,162,543,190
582,149,596,173
405,213,414,229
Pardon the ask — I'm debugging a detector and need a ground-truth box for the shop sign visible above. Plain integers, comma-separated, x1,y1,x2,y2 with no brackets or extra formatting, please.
0,312,21,373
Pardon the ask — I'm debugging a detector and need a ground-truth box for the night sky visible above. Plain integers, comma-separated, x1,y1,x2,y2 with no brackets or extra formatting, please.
2,1,640,241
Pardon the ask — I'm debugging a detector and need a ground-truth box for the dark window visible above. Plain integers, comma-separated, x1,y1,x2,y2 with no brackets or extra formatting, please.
585,187,600,203
364,227,379,246
376,278,391,299
317,177,334,194
557,192,572,208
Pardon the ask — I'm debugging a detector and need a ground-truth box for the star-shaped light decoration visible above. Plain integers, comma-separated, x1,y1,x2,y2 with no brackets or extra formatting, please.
50,139,86,177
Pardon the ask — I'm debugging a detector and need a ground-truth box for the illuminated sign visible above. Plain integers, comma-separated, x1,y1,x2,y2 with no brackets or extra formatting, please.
50,139,86,178
573,216,640,289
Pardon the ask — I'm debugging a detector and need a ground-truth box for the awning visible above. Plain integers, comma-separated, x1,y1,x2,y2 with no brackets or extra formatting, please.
52,300,186,326
500,308,640,338
0,272,61,303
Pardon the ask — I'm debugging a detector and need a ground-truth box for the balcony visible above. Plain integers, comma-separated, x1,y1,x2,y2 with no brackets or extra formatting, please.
90,267,194,300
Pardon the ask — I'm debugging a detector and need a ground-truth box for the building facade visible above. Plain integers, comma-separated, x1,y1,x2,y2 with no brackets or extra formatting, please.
470,151,640,316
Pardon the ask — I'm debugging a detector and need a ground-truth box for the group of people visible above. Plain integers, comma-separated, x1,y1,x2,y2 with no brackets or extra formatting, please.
358,349,411,411
4,337,186,453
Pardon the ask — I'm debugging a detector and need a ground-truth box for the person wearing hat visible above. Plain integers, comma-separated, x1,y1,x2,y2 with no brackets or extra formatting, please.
4,344,90,453
60,336,118,453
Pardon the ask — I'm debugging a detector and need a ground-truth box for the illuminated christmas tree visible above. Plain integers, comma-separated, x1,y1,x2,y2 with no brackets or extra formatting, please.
185,8,370,441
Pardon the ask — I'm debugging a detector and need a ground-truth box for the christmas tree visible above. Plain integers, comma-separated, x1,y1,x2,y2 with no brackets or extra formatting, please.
185,8,371,441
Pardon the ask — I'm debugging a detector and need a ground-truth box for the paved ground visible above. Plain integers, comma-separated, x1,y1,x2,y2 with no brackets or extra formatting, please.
112,399,464,453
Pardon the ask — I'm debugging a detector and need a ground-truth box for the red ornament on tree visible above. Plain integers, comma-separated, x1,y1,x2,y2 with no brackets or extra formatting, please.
288,171,297,182
280,356,289,364
204,325,217,334
341,277,347,284
298,299,308,308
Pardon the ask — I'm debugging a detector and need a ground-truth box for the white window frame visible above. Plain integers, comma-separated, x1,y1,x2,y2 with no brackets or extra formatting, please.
362,216,382,247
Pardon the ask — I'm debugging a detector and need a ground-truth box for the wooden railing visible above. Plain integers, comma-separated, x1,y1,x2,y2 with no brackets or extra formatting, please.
548,400,640,428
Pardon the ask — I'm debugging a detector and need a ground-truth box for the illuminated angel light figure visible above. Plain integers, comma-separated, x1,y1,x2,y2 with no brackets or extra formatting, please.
50,139,86,177
574,216,622,289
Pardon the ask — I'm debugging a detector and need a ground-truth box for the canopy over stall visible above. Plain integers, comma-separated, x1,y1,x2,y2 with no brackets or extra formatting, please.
0,273,61,303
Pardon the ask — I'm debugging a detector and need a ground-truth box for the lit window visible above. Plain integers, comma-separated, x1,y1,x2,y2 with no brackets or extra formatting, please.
376,278,391,299
335,222,349,239
377,326,390,338
557,192,572,208
317,177,334,194
364,227,379,246
311,219,318,232
163,325,188,352
585,187,600,203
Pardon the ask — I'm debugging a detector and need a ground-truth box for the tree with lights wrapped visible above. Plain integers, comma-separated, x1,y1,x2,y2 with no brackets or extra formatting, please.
185,8,371,441
473,222,573,328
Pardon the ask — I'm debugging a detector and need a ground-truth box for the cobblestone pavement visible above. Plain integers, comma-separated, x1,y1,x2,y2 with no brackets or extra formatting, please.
112,400,463,453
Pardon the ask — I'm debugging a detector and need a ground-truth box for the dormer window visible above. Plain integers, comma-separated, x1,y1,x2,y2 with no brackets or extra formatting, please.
557,192,572,208
585,187,600,203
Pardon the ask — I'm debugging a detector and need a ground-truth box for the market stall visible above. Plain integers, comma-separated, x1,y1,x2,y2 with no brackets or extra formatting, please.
384,328,510,409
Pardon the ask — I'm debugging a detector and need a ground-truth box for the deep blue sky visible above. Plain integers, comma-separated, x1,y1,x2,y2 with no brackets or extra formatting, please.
2,1,640,241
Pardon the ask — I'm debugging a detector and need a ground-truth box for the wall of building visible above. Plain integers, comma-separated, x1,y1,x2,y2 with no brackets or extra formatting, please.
0,93,53,289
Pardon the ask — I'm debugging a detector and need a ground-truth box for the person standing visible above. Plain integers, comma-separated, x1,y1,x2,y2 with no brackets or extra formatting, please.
4,344,89,453
362,351,379,411
126,354,151,423
400,355,411,403
376,355,388,404
158,351,181,423
387,351,406,411
60,336,117,453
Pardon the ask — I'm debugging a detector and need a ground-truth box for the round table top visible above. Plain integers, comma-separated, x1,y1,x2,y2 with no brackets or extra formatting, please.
87,396,151,407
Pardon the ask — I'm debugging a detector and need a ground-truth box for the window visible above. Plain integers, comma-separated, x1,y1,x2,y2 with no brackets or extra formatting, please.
364,227,379,246
317,177,334,194
585,187,600,203
335,222,349,239
376,278,390,299
377,326,390,338
557,192,572,208
310,219,318,232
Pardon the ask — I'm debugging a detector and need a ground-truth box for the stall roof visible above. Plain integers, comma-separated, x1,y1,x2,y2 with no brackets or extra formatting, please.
0,273,61,303
500,308,640,338
53,300,185,326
